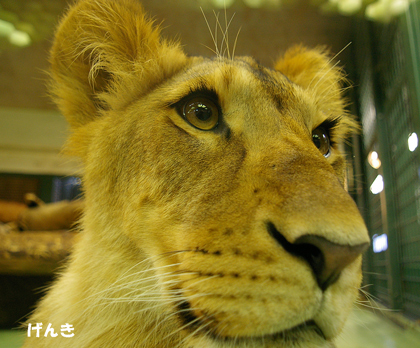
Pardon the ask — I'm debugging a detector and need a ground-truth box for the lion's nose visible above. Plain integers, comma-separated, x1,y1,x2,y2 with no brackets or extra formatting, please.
293,234,369,290
267,223,369,291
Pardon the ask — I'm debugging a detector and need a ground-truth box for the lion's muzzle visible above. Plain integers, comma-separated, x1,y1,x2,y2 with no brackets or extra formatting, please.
267,222,369,290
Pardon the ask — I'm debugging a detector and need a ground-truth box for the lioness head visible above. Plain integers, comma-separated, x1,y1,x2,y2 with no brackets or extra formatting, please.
25,0,370,347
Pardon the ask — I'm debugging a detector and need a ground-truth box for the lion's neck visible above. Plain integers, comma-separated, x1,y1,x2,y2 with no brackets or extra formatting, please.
32,222,182,348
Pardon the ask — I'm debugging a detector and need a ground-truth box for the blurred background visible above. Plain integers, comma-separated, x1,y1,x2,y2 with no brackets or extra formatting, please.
1,0,420,347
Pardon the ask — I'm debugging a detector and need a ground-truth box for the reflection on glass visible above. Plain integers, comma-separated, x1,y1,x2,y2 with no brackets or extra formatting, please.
370,174,384,194
372,233,388,253
368,151,381,169
408,132,418,152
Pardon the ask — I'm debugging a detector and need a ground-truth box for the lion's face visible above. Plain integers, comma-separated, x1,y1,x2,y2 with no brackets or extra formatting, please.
78,57,369,346
46,1,370,347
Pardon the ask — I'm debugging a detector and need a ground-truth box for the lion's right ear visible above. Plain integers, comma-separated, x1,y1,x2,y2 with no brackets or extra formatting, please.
50,0,187,129
274,45,346,119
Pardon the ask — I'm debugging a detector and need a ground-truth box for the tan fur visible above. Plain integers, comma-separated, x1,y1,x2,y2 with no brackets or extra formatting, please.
0,200,27,223
23,1,369,347
17,199,84,231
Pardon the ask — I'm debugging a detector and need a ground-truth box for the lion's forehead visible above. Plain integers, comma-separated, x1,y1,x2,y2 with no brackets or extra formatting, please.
157,56,317,131
174,56,294,97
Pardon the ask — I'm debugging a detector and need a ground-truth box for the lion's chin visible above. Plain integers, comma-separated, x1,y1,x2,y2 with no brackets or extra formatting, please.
177,303,328,347
219,320,326,340
183,321,330,348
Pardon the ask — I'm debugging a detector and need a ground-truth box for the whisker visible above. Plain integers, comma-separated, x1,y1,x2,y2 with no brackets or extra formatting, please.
224,13,236,60
160,314,202,341
307,42,352,92
114,263,181,284
109,254,155,282
309,59,342,92
357,288,397,313
327,42,352,66
179,317,216,346
40,258,184,320
213,10,224,58
214,10,236,60
315,84,352,104
224,3,230,59
200,43,219,56
93,268,180,297
215,11,219,58
201,7,219,57
232,26,242,60
180,274,222,288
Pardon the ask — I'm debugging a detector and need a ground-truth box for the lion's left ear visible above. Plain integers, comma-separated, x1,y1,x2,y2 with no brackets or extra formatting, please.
50,0,187,130
274,45,347,117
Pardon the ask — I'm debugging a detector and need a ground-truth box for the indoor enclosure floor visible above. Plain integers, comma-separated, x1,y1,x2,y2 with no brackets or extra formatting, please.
0,307,419,348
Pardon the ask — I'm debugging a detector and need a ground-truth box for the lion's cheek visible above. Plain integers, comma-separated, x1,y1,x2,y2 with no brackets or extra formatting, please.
178,250,322,337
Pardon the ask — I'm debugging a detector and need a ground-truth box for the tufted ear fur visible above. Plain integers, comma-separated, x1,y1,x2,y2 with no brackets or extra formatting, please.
49,0,187,130
274,45,358,136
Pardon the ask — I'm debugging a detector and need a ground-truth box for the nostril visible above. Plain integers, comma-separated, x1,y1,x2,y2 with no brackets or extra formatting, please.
292,243,324,279
266,222,369,291
294,234,369,290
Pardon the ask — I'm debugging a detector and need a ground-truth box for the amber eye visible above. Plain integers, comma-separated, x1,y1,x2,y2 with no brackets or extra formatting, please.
312,127,331,157
183,97,219,130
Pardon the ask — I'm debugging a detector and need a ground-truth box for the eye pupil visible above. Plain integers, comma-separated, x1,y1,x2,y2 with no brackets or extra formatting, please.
313,134,321,149
312,127,330,157
183,97,219,130
192,103,212,121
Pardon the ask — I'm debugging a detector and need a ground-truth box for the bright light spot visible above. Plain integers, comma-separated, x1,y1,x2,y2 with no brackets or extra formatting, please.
368,151,381,169
243,0,265,8
366,0,414,22
390,0,411,16
408,132,418,152
265,0,282,8
337,0,363,15
371,151,378,160
8,30,31,47
370,175,384,194
212,0,235,8
372,234,388,253
0,19,15,37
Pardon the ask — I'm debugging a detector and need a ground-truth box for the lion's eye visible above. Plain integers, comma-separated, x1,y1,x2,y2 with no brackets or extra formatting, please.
312,127,331,157
183,97,219,130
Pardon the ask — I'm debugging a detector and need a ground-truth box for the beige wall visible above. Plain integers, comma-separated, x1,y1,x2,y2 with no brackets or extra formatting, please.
0,108,80,175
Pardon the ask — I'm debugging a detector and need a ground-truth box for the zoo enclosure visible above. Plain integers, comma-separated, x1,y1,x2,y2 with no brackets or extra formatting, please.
351,1,420,320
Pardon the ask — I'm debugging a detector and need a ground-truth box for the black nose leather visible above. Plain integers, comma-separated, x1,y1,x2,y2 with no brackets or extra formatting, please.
267,223,369,291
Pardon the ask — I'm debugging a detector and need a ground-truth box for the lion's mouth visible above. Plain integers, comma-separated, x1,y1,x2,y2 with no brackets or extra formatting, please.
275,319,326,340
175,296,326,343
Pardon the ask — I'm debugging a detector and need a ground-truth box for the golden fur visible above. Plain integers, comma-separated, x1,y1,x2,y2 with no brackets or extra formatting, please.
23,1,369,347
17,199,84,231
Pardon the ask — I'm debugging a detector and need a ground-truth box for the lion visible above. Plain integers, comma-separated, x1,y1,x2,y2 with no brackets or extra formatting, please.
22,0,370,347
